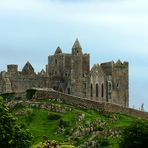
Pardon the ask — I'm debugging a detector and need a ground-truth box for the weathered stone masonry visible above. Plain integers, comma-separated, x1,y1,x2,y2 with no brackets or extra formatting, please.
0,39,129,107
33,89,148,120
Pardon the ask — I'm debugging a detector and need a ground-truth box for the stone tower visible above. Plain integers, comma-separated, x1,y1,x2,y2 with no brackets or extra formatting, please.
100,60,129,107
71,39,83,96
111,60,129,106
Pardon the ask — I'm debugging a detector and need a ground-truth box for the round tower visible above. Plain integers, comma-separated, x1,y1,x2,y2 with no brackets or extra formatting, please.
71,38,83,96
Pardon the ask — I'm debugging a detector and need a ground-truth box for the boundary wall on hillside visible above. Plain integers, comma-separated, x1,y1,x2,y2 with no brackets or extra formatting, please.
32,89,148,120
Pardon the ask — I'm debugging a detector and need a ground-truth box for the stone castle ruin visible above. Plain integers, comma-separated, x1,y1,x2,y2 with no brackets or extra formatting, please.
0,39,129,107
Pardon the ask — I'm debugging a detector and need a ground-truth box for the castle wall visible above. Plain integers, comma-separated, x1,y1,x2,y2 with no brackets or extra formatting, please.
33,89,148,120
7,65,18,75
82,54,90,76
9,75,50,93
100,61,113,75
88,65,106,102
64,54,71,78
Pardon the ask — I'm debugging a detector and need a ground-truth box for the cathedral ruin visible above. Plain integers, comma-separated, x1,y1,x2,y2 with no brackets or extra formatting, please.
0,39,129,107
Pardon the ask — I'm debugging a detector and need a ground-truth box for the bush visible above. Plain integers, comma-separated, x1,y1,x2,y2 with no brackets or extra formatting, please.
0,92,15,101
48,113,61,120
26,89,36,99
0,97,33,147
59,119,69,128
119,120,148,148
97,126,104,131
26,108,34,123
99,137,109,146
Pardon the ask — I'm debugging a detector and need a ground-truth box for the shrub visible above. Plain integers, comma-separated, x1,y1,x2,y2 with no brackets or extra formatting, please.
48,113,61,120
26,108,34,123
26,89,36,99
119,120,148,148
0,92,15,101
99,137,109,146
97,126,104,131
0,97,33,147
59,119,69,128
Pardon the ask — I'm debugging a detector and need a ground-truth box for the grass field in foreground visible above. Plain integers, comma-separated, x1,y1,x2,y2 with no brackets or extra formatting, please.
12,99,136,147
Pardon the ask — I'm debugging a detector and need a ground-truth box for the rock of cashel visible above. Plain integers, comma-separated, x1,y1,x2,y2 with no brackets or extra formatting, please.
0,39,128,107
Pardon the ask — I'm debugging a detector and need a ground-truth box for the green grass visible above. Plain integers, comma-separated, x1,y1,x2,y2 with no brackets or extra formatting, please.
12,99,137,147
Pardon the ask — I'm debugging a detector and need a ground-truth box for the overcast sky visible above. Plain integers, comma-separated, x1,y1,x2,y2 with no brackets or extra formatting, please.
0,0,148,111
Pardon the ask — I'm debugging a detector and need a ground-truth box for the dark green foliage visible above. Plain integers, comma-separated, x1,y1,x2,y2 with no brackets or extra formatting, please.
97,126,104,131
25,108,34,124
99,137,109,146
0,97,33,148
119,120,148,148
0,92,15,101
26,89,36,99
59,119,69,128
48,113,61,120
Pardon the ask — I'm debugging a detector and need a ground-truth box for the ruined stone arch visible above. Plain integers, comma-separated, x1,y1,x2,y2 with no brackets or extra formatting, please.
101,83,104,98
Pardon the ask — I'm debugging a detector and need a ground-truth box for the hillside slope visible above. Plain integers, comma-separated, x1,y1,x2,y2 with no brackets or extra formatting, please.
11,98,137,148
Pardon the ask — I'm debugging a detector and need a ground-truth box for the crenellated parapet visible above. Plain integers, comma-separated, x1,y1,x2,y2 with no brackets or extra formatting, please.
113,60,128,69
7,64,18,75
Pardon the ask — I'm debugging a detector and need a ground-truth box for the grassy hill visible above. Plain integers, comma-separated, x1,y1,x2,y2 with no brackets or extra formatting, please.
11,98,137,148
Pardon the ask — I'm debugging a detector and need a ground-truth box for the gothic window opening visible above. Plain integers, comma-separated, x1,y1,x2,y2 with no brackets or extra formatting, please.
53,86,56,90
68,88,70,94
55,59,57,65
90,84,93,97
96,83,99,97
101,83,104,98
108,81,112,92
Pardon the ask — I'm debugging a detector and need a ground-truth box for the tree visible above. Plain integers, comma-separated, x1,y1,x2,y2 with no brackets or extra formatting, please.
119,119,148,148
0,96,33,148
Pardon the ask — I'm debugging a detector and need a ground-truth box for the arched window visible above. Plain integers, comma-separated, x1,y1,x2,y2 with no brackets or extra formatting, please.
108,81,112,92
68,88,70,94
55,59,57,65
90,84,93,97
101,83,104,98
96,83,99,97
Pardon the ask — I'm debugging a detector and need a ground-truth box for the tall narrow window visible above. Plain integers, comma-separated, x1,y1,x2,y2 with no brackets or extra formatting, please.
108,81,112,92
91,84,93,97
68,88,70,94
96,83,99,97
101,83,104,98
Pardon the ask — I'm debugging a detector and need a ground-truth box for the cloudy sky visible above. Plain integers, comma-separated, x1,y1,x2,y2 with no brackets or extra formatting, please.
0,0,148,110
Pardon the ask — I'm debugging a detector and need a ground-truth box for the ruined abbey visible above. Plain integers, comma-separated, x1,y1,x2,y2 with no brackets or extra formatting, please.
0,39,129,107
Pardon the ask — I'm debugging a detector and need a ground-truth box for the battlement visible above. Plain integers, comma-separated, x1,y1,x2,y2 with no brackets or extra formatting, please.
100,61,114,75
113,60,128,69
7,64,18,74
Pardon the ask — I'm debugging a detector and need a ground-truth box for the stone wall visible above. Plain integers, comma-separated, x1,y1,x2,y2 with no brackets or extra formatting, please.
33,89,148,120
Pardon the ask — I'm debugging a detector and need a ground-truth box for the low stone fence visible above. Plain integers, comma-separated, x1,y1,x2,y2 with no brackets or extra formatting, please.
32,89,148,120
33,89,105,112
104,102,148,120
